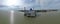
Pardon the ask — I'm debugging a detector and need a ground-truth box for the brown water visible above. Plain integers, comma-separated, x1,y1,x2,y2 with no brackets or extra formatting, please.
0,8,60,24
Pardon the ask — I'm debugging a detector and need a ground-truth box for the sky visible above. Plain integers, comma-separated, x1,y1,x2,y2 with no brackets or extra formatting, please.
0,0,60,10
40,0,60,10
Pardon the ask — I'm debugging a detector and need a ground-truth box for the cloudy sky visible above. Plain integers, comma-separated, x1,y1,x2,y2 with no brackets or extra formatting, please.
40,0,60,9
0,0,60,10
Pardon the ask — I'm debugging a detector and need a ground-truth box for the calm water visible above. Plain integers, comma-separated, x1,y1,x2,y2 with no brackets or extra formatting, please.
0,8,60,24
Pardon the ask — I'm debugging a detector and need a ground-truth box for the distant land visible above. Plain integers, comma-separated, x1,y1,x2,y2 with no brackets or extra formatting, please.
18,9,58,12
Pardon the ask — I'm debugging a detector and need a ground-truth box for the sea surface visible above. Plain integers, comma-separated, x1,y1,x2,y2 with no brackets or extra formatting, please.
0,8,60,24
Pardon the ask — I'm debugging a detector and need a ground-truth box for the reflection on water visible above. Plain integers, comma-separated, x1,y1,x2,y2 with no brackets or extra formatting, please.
10,10,14,24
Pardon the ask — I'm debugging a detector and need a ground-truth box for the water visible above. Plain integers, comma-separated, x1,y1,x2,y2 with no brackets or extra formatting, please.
0,8,60,24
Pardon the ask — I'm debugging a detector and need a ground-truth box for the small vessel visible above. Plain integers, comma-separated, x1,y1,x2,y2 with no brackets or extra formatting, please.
24,7,36,16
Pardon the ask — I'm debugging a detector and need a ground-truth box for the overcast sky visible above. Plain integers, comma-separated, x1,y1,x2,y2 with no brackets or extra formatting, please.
40,0,60,9
0,0,60,10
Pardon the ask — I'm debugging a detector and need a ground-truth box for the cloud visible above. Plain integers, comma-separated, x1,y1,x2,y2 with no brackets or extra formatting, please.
40,0,60,9
3,0,60,10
